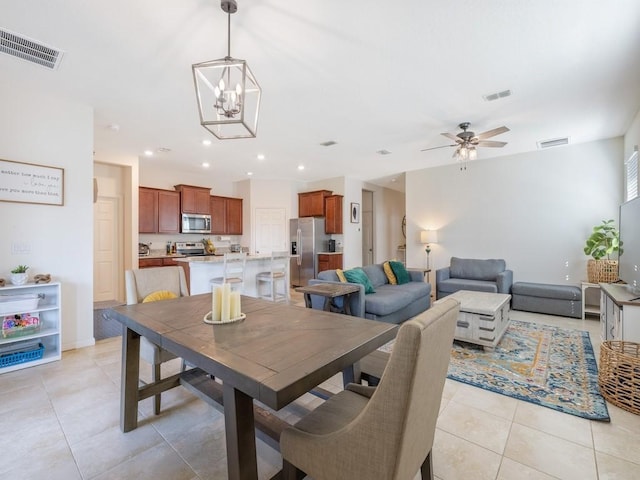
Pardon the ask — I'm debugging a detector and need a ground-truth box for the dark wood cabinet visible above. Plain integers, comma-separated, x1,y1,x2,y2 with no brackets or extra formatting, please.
318,253,343,273
324,194,343,234
210,195,243,235
139,187,158,233
139,187,180,234
139,257,181,268
174,184,211,214
298,190,332,217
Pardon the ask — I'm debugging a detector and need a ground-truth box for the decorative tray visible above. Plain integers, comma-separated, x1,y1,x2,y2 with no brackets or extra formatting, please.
203,312,246,325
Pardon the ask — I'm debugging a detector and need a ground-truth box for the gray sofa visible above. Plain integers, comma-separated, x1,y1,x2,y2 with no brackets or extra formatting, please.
436,257,513,299
309,263,431,324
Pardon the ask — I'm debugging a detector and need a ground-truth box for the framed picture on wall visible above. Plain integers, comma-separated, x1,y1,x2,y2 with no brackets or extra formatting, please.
350,202,360,223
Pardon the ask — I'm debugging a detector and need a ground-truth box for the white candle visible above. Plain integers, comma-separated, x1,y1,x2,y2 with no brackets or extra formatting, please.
221,283,231,322
230,291,241,319
211,286,221,322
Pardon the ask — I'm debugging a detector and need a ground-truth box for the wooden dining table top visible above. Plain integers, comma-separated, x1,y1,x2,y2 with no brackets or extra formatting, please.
108,293,398,410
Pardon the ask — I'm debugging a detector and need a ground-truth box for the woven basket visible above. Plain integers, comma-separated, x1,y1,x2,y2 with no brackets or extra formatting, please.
598,340,640,415
587,259,619,283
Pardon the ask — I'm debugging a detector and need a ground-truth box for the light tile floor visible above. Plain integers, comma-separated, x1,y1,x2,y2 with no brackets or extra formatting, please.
1,301,640,479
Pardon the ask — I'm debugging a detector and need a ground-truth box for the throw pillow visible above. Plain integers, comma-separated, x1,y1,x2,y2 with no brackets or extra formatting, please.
383,261,397,285
343,268,376,294
389,261,411,285
336,269,347,283
142,290,178,303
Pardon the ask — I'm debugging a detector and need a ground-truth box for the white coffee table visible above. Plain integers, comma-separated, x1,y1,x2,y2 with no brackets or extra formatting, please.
441,290,511,350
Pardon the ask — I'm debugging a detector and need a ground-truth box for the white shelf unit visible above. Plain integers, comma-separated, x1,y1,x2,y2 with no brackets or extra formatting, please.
1,281,62,373
581,281,601,320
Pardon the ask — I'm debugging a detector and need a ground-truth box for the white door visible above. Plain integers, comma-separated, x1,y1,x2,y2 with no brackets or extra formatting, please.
94,197,122,302
255,208,287,254
362,190,374,266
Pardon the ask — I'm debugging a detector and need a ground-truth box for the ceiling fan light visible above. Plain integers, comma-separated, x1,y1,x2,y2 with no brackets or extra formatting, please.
469,147,477,160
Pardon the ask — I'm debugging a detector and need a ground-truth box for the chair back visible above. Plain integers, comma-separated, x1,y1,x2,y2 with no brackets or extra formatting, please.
222,252,247,284
266,250,289,279
358,298,458,479
125,266,189,305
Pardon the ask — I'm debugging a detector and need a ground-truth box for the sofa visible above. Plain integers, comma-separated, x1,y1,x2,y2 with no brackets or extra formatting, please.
308,263,431,324
436,257,513,299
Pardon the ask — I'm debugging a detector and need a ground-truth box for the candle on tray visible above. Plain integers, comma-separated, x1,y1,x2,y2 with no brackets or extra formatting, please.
211,285,222,322
221,283,231,322
230,291,241,319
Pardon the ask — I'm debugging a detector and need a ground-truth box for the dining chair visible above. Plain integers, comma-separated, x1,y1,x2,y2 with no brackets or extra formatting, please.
124,266,189,415
280,297,459,480
256,251,290,302
211,252,247,292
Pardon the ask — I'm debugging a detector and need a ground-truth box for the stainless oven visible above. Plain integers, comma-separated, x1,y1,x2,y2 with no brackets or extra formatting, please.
181,213,211,234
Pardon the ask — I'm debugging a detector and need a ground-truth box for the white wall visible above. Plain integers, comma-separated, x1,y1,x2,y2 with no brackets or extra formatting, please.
406,138,624,284
0,87,94,350
624,107,640,160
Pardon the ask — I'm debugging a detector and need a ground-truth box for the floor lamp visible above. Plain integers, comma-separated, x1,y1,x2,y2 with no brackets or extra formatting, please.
420,230,438,270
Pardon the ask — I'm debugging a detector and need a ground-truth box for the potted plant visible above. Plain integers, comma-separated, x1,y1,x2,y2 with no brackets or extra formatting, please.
584,220,623,283
10,265,29,285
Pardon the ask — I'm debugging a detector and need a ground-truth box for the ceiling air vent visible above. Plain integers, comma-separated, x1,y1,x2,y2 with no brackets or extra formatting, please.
0,28,64,70
482,89,512,102
376,149,392,155
537,137,570,149
319,140,337,147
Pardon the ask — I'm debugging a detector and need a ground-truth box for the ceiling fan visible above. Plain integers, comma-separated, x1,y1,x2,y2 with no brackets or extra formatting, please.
421,122,510,164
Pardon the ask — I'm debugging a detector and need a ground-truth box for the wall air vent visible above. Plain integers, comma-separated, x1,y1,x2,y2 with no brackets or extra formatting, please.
482,89,512,102
537,137,570,149
0,28,64,70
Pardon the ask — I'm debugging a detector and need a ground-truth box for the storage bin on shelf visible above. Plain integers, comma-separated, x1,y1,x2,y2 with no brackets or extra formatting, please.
2,312,41,338
598,340,640,415
0,339,44,369
0,293,40,315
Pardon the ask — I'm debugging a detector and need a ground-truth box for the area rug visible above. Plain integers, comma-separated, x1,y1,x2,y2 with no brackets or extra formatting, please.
380,320,610,421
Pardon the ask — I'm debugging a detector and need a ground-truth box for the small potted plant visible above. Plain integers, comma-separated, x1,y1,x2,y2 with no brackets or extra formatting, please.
10,265,29,286
584,220,623,283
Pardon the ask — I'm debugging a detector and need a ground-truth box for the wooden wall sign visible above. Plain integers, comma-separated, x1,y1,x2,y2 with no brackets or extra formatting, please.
0,158,64,206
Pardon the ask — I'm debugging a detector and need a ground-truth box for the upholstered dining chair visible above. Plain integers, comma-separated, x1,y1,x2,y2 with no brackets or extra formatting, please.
280,297,459,480
256,251,290,302
124,266,189,415
211,252,247,292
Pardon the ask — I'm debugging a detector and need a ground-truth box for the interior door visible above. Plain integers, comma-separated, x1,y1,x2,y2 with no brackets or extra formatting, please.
94,196,122,302
362,190,374,266
254,208,287,254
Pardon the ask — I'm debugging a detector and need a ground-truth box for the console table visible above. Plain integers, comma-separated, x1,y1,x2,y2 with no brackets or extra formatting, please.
599,283,640,342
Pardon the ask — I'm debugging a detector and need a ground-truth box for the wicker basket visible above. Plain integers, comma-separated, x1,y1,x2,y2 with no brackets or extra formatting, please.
587,259,619,283
598,340,640,415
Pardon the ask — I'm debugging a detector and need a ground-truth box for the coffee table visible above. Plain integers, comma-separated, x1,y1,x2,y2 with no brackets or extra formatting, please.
443,290,511,350
295,283,360,316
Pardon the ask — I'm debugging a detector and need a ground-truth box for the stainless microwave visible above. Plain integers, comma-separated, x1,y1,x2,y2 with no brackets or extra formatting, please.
181,213,211,233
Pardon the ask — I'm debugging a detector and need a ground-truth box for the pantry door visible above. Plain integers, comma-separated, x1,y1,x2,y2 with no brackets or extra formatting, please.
254,208,287,254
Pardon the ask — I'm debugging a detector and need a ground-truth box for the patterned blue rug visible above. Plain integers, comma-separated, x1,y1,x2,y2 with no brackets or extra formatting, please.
448,320,610,421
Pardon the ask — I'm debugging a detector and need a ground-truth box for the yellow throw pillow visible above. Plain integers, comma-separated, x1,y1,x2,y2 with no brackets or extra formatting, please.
336,269,347,282
142,290,178,303
383,261,397,285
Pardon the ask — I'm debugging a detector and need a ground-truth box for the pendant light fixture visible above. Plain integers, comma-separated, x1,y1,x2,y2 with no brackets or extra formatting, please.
192,0,261,139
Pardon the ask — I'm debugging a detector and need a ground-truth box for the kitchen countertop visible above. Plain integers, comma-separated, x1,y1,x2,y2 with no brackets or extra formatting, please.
175,253,274,264
317,251,343,255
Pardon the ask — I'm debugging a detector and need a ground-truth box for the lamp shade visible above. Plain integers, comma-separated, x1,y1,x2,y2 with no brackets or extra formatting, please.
420,230,438,244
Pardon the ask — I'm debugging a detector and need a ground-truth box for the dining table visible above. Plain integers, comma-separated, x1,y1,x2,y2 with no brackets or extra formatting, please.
106,293,397,480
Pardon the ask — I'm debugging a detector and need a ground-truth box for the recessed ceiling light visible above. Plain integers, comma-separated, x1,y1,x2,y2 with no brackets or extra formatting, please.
247,171,254,176
143,150,153,156
202,162,210,168
297,165,305,171
202,139,212,146
257,154,265,160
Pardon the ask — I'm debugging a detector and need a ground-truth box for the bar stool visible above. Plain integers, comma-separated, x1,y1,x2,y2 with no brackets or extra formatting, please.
256,251,290,302
211,252,247,292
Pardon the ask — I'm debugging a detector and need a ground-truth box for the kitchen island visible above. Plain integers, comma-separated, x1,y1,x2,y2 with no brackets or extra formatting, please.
176,254,288,298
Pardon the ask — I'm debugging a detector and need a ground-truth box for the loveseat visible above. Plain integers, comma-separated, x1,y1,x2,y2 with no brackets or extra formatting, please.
436,257,513,299
308,263,431,324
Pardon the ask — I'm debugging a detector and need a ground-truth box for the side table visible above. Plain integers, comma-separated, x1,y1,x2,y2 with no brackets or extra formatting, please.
581,281,601,320
295,283,361,316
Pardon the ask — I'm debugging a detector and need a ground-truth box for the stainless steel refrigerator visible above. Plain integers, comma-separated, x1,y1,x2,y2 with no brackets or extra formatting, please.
290,217,329,287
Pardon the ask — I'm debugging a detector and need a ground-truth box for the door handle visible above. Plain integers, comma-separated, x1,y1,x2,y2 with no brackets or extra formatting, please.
296,229,302,266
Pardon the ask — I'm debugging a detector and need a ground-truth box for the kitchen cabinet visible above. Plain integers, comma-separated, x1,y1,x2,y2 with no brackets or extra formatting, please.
138,187,180,234
0,281,62,374
318,253,343,273
324,194,343,234
139,257,181,269
299,190,332,217
210,195,243,235
174,184,211,214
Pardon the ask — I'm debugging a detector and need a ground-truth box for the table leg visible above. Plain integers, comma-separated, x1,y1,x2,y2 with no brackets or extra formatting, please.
322,297,332,311
223,383,258,480
343,293,352,316
303,293,312,309
121,326,140,432
342,361,361,387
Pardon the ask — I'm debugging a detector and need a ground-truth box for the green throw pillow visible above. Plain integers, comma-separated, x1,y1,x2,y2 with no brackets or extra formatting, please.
389,261,410,285
343,268,376,294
